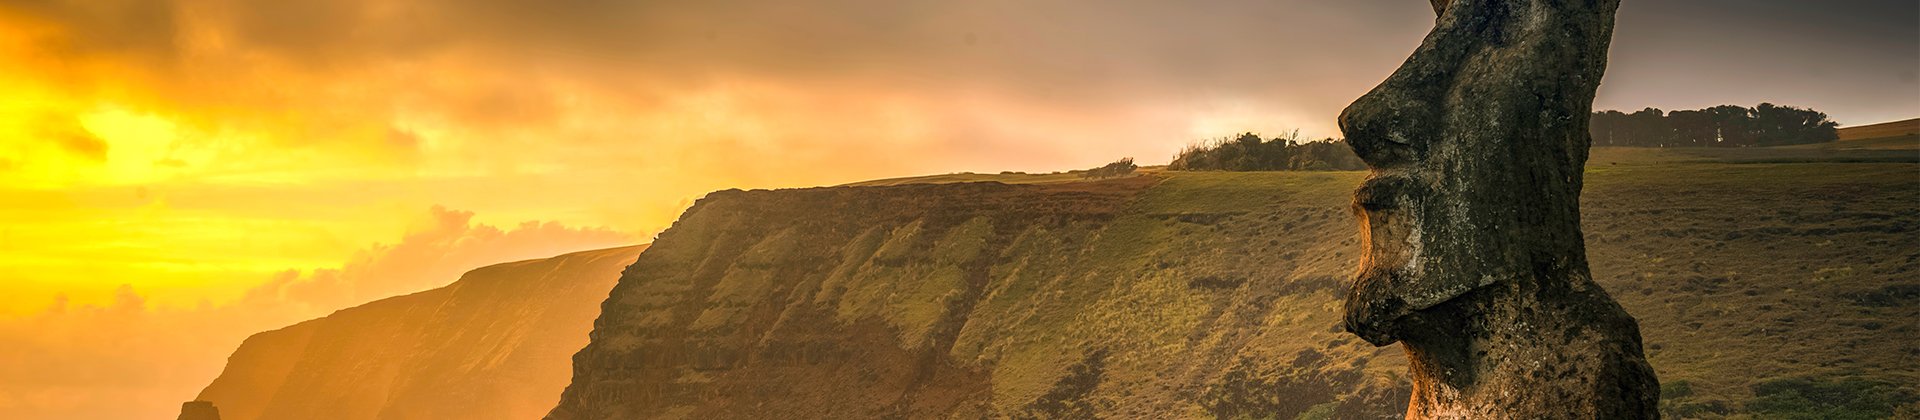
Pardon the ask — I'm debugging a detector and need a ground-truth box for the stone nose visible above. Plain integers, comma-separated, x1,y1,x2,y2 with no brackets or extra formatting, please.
1338,90,1433,169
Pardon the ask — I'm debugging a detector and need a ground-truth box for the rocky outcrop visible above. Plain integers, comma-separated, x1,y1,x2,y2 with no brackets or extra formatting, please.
176,401,221,420
1338,0,1658,418
193,245,644,420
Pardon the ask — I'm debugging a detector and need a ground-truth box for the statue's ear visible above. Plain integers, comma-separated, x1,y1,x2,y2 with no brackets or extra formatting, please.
1431,0,1452,16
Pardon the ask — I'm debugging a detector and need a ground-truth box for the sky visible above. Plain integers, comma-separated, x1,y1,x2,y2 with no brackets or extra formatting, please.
0,0,1914,418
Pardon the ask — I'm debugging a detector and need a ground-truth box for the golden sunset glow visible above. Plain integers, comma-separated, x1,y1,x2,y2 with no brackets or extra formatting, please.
1,0,1916,419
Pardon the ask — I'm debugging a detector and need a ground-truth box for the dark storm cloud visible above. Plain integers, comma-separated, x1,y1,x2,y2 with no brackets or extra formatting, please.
150,0,1433,114
0,0,178,58
215,0,1920,124
4,0,1913,134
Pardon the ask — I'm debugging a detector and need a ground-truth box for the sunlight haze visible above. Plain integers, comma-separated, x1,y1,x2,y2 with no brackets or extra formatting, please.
0,1,1914,418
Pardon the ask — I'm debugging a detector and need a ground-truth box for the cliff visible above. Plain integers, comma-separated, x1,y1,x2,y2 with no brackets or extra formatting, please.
549,175,1398,418
194,245,645,420
553,154,1918,418
176,401,221,420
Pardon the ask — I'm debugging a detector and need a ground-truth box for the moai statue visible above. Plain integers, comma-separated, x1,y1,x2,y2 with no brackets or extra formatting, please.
1338,0,1660,418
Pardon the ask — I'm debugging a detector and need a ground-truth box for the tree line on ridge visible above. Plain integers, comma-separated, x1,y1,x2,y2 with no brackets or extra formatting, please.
1166,103,1839,172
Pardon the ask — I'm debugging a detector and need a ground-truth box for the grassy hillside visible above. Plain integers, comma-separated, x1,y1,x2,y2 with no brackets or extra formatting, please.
1838,118,1920,141
555,147,1917,418
1582,150,1919,418
196,246,644,420
1821,118,1920,151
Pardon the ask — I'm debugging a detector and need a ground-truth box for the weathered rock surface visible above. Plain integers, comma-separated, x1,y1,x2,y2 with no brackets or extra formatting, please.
193,245,644,420
176,401,221,420
1338,0,1659,417
547,177,1420,419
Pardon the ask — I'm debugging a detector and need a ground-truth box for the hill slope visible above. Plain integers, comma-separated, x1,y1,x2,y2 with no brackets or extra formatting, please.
1839,118,1919,141
194,245,645,420
1827,118,1920,151
552,151,1917,418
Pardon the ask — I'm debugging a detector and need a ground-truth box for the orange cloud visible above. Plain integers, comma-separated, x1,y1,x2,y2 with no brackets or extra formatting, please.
0,7,1418,416
239,206,631,311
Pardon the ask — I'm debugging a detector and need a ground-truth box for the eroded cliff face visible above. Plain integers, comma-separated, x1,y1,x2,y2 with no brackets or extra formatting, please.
550,176,1409,419
194,245,644,420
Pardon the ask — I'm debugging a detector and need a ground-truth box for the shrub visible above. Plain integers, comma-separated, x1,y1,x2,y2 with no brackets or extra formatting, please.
1082,158,1138,179
1168,131,1364,172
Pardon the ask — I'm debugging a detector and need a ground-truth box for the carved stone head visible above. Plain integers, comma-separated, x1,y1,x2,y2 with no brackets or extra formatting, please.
1337,0,1619,345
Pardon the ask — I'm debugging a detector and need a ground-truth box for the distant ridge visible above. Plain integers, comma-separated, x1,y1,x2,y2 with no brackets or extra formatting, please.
194,245,645,420
1838,118,1919,141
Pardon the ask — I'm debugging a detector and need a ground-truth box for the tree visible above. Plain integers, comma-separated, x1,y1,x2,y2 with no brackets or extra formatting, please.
1588,104,1837,147
1751,103,1839,146
1625,108,1671,147
1667,110,1716,147
1590,110,1630,146
1706,105,1755,147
